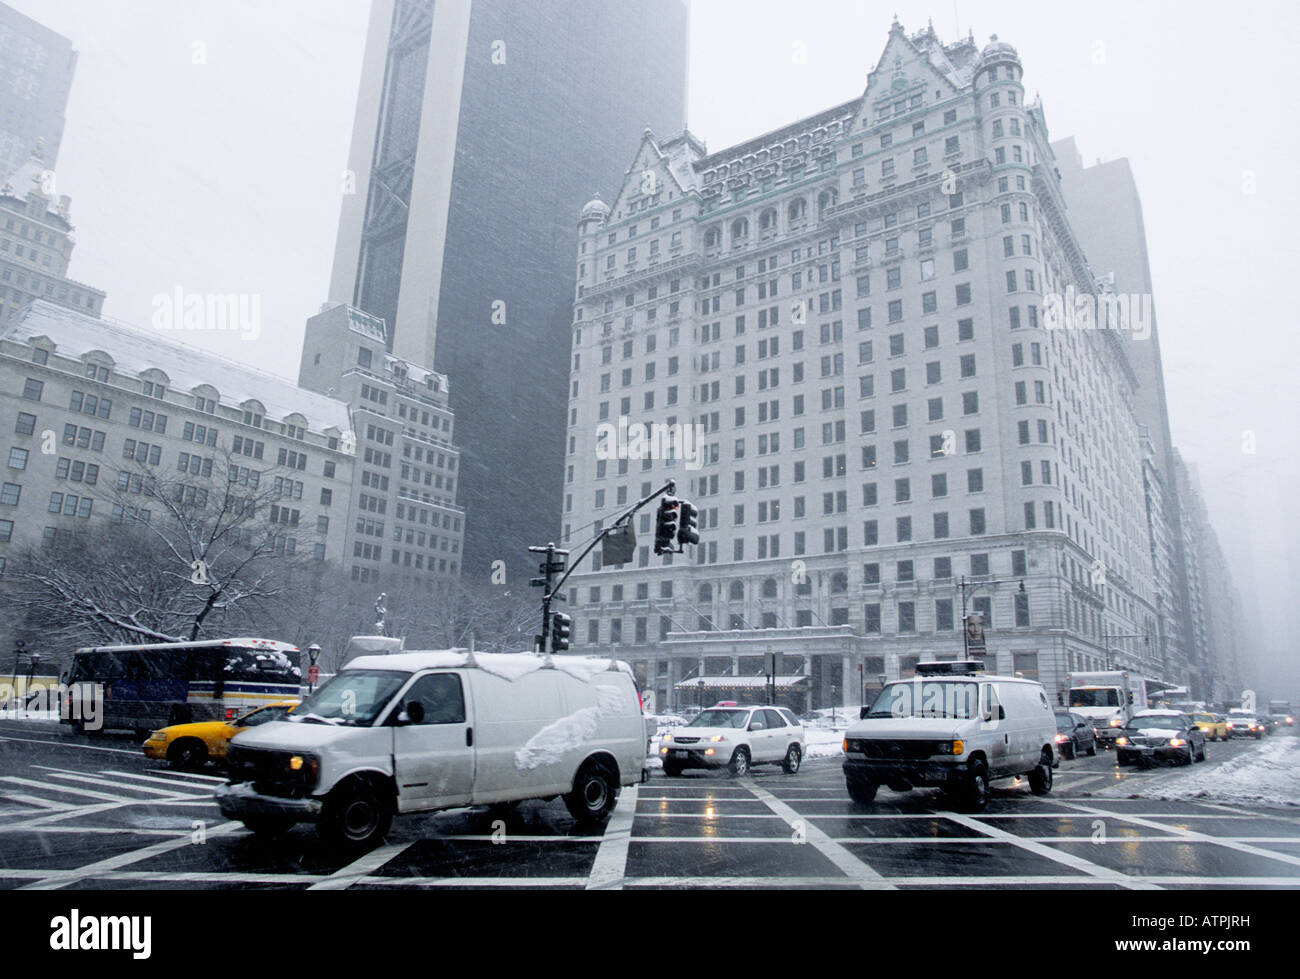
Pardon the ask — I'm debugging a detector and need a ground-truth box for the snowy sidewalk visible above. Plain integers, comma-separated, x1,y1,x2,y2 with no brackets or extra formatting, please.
1094,736,1300,809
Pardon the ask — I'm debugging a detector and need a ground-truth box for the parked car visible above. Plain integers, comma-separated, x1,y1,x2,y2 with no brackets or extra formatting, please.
1053,711,1098,761
1188,712,1230,742
1115,710,1207,765
660,704,804,776
842,661,1057,812
216,651,648,851
1226,712,1266,739
143,700,300,771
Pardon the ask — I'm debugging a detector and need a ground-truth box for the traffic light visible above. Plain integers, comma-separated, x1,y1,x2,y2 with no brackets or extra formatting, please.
551,612,572,652
654,497,680,554
677,499,699,547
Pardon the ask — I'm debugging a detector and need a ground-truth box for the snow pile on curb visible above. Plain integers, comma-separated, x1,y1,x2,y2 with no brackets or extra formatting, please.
805,726,848,759
1097,737,1300,808
0,709,61,722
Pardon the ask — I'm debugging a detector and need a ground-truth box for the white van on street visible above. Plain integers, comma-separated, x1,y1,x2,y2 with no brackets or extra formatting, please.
841,661,1058,811
215,650,647,850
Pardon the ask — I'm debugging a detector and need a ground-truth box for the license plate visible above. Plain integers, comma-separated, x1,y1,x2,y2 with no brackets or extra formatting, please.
672,750,688,758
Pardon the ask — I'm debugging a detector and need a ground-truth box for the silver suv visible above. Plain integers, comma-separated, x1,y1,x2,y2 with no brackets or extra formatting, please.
660,704,805,776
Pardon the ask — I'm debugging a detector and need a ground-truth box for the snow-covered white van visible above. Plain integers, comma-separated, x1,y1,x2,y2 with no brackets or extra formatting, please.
214,650,647,850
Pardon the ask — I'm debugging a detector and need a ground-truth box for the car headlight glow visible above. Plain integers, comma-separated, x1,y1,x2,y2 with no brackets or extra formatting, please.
1168,738,1185,747
1109,718,1123,727
709,734,726,742
662,734,673,743
1116,736,1128,746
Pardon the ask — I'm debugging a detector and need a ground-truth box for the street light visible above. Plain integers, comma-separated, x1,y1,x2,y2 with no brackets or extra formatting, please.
697,679,706,710
11,639,24,691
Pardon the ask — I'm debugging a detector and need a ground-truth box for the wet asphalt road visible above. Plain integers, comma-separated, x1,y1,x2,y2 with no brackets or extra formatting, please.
1,721,1298,889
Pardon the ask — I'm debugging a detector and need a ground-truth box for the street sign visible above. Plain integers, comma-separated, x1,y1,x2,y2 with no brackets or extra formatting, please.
538,561,566,574
601,523,636,565
307,665,320,684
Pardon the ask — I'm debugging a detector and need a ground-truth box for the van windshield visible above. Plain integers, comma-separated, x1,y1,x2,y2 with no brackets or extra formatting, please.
291,670,407,726
866,681,977,720
1069,687,1119,708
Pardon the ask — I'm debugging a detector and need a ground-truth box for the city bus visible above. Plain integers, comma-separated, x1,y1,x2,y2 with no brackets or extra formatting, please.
64,638,302,735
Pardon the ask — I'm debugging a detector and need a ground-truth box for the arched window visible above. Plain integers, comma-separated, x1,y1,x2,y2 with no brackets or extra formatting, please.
729,581,745,602
817,188,839,216
731,217,749,242
704,226,721,249
788,198,807,223
761,578,778,599
759,208,777,232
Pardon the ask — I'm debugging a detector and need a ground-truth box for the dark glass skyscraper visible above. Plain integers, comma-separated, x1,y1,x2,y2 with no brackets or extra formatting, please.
324,0,688,583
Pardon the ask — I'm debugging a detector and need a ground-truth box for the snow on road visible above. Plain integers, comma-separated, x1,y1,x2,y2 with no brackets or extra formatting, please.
1097,736,1300,809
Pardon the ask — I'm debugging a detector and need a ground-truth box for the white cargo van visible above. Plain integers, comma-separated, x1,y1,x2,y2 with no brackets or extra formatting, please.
215,650,647,850
841,661,1057,811
1062,670,1155,744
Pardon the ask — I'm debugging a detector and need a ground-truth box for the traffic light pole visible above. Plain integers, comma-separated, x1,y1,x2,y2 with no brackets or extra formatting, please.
530,479,678,652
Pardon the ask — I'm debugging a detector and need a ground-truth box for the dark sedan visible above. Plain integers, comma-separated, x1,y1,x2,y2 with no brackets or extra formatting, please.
1115,710,1207,766
1053,711,1097,761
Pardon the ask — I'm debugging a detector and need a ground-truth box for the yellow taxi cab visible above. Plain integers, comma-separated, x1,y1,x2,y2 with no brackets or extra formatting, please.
143,700,299,771
1189,712,1229,742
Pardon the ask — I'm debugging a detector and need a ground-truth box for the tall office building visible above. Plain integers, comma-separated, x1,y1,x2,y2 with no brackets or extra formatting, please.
0,3,76,176
299,301,465,587
562,21,1169,711
323,0,688,583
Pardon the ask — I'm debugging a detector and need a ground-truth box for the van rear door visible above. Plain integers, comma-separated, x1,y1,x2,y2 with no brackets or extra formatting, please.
391,671,475,812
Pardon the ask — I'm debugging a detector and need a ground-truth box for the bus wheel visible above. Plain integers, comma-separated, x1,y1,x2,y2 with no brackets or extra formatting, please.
167,738,208,772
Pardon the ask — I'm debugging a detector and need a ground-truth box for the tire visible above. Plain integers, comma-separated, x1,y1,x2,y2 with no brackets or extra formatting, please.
1028,753,1053,795
1086,740,1097,757
318,781,392,852
963,761,989,812
167,738,208,772
1062,742,1075,761
564,758,619,823
846,775,878,804
727,747,751,778
1195,741,1206,763
781,744,802,775
242,816,293,838
662,760,684,778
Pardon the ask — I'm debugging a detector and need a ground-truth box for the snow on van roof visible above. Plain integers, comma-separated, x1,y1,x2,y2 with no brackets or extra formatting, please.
342,650,625,682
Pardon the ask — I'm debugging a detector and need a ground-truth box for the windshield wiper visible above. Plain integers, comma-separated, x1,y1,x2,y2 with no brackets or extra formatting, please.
295,712,340,725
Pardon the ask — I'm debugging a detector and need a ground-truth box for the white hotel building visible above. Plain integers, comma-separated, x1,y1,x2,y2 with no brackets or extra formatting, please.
561,22,1166,713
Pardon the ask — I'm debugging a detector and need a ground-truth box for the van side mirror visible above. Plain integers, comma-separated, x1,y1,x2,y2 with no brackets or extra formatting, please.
398,701,424,725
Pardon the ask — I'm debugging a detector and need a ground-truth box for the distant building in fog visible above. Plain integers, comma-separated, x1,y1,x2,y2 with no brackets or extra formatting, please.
0,3,76,176
327,0,688,583
299,302,465,587
0,145,105,324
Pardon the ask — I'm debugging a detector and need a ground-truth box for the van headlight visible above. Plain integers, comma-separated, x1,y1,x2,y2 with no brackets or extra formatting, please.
934,740,964,755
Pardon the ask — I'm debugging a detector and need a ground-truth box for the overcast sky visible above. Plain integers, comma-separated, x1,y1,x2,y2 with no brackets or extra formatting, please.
14,0,1299,694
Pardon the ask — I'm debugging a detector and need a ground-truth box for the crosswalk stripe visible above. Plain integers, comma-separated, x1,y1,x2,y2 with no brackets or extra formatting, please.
0,776,140,805
35,769,204,799
98,770,221,792
0,792,75,811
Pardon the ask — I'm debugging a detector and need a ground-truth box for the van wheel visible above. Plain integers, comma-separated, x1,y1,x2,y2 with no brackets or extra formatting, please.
319,781,392,852
564,759,619,823
963,762,989,812
167,738,208,772
781,744,802,775
727,748,751,777
846,775,877,804
1029,752,1053,795
242,816,293,839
